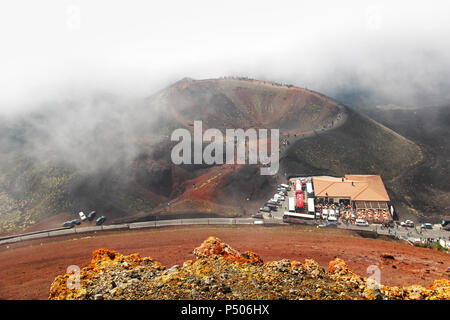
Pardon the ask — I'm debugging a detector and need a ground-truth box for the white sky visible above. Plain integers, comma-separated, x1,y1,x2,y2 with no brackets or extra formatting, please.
1,0,450,113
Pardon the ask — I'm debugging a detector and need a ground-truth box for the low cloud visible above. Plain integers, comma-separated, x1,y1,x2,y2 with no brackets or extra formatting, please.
0,0,449,175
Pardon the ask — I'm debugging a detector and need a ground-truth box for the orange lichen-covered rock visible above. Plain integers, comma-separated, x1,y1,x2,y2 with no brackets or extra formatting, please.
380,278,450,300
49,237,450,300
193,236,263,264
49,249,164,300
329,258,356,276
88,248,144,272
425,279,450,299
328,258,450,300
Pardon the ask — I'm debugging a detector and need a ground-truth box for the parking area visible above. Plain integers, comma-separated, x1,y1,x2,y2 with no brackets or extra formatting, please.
256,176,450,247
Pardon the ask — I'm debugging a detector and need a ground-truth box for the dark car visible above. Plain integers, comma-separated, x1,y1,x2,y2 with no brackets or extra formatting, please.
63,221,74,228
87,211,97,221
71,219,81,225
382,221,395,228
252,213,264,219
96,216,106,226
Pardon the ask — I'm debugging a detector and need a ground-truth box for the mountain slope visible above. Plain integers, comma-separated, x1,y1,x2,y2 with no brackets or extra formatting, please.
355,104,450,221
0,78,426,233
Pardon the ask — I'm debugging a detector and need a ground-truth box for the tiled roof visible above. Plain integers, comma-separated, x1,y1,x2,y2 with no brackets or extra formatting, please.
312,175,390,202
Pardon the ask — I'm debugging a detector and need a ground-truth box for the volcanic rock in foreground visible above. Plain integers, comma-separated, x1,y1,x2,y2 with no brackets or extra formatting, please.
49,236,449,300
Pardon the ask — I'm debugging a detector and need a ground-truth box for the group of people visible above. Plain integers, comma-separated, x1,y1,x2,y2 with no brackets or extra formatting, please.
315,202,339,212
355,208,391,223
314,200,392,225
314,202,353,221
340,210,356,224
280,137,290,148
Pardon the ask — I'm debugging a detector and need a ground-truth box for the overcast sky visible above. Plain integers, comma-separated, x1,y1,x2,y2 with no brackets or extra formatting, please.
1,0,450,114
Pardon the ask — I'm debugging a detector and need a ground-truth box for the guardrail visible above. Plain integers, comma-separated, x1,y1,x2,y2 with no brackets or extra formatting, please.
2,217,444,247
0,218,284,246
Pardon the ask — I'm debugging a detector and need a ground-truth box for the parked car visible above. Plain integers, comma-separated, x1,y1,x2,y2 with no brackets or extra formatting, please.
382,221,395,228
252,213,264,219
327,209,337,221
87,211,96,221
327,215,337,222
71,219,81,225
79,211,87,222
401,220,414,228
95,216,106,226
421,223,433,230
63,221,74,228
355,219,369,227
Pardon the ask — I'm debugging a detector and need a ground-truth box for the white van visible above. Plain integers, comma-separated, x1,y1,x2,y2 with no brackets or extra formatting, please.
328,209,337,221
306,182,313,195
288,197,295,212
79,211,87,222
322,209,328,219
355,219,369,227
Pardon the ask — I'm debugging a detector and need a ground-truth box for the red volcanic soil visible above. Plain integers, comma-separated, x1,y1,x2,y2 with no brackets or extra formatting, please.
151,164,245,215
0,225,449,300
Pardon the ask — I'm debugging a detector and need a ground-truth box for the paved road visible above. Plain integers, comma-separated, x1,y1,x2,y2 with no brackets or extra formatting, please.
375,224,450,242
2,210,448,247
0,217,282,246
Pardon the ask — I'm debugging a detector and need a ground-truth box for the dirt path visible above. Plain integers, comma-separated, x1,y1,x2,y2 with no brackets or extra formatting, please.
0,225,448,299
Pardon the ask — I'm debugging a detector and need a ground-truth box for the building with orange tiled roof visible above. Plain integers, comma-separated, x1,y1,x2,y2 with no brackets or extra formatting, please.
312,175,390,209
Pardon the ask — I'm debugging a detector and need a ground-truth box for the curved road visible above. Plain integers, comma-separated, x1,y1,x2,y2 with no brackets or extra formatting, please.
2,214,448,248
